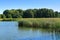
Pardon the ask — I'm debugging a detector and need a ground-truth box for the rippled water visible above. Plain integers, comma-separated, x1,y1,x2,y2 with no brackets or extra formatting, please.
0,21,60,40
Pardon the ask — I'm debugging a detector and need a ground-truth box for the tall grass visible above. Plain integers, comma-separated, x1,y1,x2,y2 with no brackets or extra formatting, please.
18,18,60,29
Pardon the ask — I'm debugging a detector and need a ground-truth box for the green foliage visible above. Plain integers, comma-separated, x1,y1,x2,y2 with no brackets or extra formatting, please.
23,9,34,18
2,8,60,18
3,9,22,18
16,9,23,16
0,14,6,18
0,14,3,18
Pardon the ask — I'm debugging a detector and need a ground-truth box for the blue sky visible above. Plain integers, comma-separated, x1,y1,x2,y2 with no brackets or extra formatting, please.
0,0,60,14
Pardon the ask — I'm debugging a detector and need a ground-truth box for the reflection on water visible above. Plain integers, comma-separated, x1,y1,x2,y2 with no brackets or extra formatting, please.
18,27,60,40
0,22,60,40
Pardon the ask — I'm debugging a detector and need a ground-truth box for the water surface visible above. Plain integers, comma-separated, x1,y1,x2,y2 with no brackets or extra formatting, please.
0,22,60,40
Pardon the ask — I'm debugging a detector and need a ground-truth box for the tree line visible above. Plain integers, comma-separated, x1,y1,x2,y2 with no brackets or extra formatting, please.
0,8,60,18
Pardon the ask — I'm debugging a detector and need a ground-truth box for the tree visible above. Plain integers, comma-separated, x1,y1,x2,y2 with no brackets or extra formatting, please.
16,9,23,16
3,10,10,18
54,11,59,17
0,14,6,18
3,8,59,18
3,9,22,18
34,8,55,18
2,14,6,18
23,9,34,18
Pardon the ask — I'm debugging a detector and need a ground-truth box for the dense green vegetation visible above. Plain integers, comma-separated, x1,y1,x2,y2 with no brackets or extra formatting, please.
18,18,60,29
0,8,60,18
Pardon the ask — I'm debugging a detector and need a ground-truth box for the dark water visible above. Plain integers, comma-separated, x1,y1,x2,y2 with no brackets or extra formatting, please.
0,22,60,40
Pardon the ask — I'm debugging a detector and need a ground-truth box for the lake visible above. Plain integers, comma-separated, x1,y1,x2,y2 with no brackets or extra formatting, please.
0,22,60,40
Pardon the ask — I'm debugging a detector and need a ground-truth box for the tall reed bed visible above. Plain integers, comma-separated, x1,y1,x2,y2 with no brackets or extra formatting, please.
18,18,60,29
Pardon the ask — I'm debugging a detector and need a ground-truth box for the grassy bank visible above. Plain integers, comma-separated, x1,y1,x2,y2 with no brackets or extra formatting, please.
18,18,60,29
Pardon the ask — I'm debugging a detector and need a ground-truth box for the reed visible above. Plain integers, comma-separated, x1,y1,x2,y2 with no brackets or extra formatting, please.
1,18,60,28
18,18,60,28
